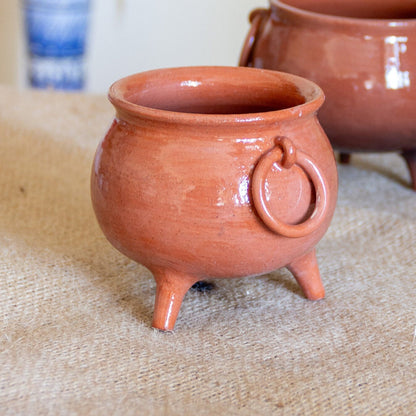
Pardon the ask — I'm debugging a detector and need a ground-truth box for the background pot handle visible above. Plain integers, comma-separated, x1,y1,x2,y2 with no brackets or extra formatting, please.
252,137,329,238
239,8,270,67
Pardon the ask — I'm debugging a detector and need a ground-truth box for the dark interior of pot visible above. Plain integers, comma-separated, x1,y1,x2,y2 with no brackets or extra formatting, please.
279,0,416,19
124,74,307,115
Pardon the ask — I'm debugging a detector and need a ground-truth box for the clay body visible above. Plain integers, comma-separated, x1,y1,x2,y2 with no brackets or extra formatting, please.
91,66,338,331
240,0,416,189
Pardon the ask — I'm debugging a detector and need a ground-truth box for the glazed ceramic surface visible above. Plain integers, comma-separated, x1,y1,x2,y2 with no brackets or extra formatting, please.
91,66,338,331
240,0,416,188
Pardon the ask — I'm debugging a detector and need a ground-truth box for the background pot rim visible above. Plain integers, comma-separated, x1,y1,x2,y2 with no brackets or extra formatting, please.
271,0,416,28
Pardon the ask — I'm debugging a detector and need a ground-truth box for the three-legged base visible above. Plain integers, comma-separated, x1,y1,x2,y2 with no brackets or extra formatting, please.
339,152,351,165
402,150,416,191
287,249,325,301
150,249,324,332
151,269,199,331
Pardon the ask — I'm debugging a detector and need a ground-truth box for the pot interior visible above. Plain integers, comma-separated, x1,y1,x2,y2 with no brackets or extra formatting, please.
278,0,416,19
120,69,308,115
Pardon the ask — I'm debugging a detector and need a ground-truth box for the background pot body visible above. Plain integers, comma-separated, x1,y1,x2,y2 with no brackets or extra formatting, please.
91,66,338,330
240,0,416,187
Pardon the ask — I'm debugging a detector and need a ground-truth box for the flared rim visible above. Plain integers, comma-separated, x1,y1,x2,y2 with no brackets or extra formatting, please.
108,66,324,127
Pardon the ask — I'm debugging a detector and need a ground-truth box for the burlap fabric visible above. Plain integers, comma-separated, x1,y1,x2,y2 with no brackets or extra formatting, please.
1,85,415,415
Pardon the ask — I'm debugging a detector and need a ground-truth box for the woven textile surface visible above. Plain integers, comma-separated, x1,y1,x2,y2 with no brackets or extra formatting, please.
1,85,415,415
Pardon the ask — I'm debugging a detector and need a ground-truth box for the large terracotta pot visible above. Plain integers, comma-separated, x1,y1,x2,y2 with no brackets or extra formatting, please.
240,0,416,189
91,66,338,331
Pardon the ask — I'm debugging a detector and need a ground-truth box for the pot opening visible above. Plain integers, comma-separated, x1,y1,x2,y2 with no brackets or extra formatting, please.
122,75,307,115
279,0,416,19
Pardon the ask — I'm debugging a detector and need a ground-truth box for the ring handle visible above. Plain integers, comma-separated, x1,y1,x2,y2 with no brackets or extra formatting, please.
252,137,329,238
239,8,270,67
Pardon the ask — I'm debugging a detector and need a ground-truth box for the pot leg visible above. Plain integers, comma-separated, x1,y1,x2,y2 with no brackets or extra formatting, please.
151,269,199,331
286,249,325,301
402,150,416,191
339,152,351,164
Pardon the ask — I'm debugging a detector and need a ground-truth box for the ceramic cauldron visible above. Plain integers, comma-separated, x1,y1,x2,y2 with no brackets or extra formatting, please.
91,66,338,331
240,0,416,189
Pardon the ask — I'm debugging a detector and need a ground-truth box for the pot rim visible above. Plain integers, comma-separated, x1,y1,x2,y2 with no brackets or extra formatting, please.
271,0,416,28
108,66,324,127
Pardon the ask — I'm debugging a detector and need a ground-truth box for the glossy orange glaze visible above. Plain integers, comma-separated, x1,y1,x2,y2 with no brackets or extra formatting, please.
91,67,338,331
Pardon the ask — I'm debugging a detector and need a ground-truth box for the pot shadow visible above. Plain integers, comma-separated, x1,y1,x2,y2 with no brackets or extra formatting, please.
337,151,411,189
265,269,305,298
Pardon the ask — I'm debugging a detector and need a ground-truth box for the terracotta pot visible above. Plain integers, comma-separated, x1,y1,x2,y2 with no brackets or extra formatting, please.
240,0,416,190
91,66,338,331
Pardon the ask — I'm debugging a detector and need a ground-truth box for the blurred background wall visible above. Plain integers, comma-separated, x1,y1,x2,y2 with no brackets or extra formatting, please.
0,1,24,87
0,0,267,93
